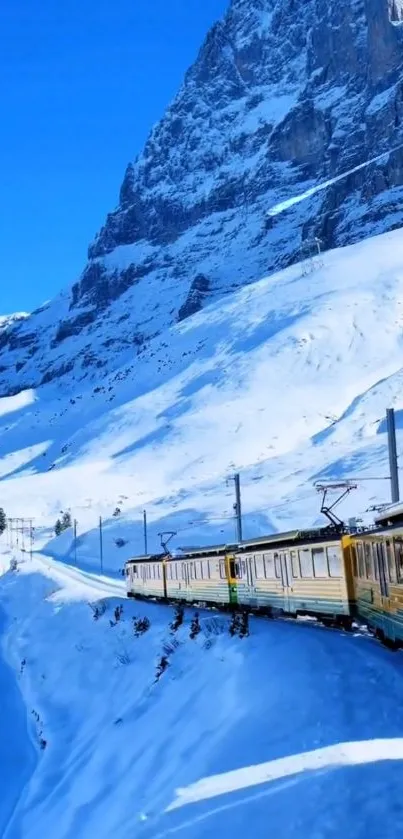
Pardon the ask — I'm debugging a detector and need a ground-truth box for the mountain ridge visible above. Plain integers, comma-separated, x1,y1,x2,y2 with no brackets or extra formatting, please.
1,0,403,397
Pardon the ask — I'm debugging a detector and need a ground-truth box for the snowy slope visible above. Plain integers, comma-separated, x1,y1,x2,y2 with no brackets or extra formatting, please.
2,555,403,839
1,229,403,568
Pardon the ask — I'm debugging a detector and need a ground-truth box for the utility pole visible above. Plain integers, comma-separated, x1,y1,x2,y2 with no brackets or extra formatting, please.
73,519,77,564
29,520,33,561
387,408,400,504
233,473,243,543
99,516,103,573
143,510,148,555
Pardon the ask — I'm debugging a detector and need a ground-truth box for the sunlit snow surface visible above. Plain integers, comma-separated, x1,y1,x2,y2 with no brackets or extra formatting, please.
1,230,403,567
1,554,403,838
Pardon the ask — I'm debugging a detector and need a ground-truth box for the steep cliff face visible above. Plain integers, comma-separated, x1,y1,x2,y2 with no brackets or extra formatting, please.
2,0,403,396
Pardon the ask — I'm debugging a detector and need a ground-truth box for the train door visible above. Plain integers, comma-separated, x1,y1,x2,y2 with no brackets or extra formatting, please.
225,554,238,605
279,552,293,612
181,561,190,597
237,555,255,607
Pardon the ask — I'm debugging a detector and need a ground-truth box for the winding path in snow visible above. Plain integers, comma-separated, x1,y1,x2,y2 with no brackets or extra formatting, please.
33,552,126,602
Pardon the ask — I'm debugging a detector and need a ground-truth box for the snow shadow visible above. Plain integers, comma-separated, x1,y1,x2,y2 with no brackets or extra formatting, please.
112,426,173,460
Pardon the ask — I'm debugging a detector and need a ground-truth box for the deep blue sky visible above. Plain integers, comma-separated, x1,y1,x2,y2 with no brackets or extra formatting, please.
0,0,228,314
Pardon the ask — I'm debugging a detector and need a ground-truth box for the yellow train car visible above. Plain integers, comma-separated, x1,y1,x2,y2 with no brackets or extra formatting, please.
350,504,403,646
233,531,354,624
125,528,355,625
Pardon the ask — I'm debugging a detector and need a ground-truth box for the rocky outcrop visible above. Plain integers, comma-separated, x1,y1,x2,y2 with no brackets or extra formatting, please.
178,275,210,322
2,0,403,396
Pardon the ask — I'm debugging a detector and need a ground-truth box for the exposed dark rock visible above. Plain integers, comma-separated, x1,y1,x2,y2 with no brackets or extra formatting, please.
40,361,75,385
178,275,210,322
52,311,97,346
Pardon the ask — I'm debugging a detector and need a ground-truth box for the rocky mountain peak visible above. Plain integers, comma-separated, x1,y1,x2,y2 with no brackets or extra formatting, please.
2,0,403,397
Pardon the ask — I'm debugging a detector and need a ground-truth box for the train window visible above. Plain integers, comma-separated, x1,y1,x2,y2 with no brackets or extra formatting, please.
290,550,300,578
394,540,403,583
254,555,265,579
132,565,138,576
364,543,373,579
181,563,187,580
299,548,313,577
356,543,365,577
264,553,276,578
202,560,210,579
233,560,241,579
209,562,216,579
219,560,226,579
386,541,397,583
373,545,380,580
312,547,329,577
327,546,342,577
273,553,281,578
350,546,358,578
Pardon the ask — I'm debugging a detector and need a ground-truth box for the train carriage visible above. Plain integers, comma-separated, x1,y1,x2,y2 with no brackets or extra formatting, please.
165,546,233,605
125,527,354,624
350,504,403,645
233,531,354,623
125,555,166,599
124,505,403,647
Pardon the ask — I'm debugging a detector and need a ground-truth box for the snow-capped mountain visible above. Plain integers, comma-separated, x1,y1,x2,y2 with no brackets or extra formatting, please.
1,0,403,395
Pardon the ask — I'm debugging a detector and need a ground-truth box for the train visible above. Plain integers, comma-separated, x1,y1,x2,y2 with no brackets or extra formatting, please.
124,503,403,648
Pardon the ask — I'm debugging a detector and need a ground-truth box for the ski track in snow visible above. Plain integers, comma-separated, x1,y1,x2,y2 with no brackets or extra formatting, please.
165,738,403,811
267,142,403,216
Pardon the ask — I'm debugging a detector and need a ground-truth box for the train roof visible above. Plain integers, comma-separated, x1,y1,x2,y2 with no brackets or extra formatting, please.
374,503,403,527
126,553,166,565
125,526,341,565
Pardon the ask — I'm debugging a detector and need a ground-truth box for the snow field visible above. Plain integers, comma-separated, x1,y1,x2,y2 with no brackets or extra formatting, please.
2,230,403,571
2,556,403,838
